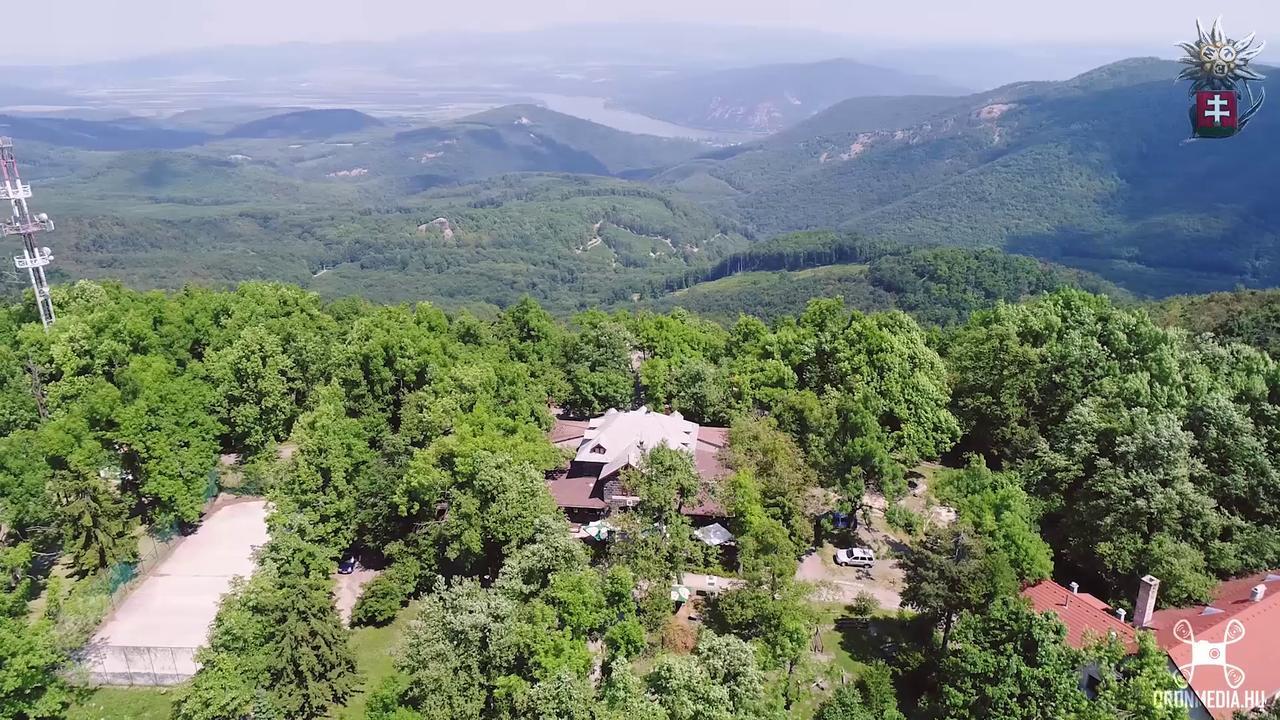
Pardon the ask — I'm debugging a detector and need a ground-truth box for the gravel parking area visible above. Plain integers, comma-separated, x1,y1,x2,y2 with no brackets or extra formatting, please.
796,540,905,610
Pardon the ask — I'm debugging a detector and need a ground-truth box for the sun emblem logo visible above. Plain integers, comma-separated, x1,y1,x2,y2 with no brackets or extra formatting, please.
1178,17,1266,138
1178,16,1266,90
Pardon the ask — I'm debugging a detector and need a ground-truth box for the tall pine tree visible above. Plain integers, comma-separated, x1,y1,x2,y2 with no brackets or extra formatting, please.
261,536,356,719
175,535,356,720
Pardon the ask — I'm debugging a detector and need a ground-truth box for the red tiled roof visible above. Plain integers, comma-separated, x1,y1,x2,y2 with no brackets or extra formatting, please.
1074,591,1113,613
1147,572,1280,720
550,419,590,448
694,428,730,479
696,426,729,450
1022,580,1138,652
545,471,607,510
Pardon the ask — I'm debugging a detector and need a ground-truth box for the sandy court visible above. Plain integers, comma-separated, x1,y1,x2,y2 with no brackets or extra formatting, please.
85,498,268,684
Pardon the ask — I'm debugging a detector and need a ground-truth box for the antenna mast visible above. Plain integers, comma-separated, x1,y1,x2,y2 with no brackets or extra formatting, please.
0,137,56,329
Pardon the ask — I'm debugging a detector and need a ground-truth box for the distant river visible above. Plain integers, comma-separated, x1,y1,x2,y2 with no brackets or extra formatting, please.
39,81,757,142
529,94,753,143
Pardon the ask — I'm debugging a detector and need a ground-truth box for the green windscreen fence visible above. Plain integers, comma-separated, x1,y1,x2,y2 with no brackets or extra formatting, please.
204,468,219,502
107,560,137,594
106,463,221,597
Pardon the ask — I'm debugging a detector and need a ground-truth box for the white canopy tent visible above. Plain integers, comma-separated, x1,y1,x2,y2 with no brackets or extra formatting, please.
693,522,734,547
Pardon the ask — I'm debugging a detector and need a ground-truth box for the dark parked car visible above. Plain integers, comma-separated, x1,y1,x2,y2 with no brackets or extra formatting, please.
828,511,856,530
338,555,357,574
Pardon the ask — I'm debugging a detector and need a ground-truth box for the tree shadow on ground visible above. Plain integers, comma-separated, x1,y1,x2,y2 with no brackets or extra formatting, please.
834,611,937,719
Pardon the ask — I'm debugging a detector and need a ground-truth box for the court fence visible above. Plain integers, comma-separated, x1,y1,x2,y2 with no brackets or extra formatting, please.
103,470,220,612
78,644,201,686
77,471,222,686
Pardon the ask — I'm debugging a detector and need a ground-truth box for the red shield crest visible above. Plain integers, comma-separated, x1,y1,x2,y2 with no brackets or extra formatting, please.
1194,91,1240,138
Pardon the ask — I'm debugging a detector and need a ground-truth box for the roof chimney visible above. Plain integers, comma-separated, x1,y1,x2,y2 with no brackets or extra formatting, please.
1069,581,1080,595
1116,608,1127,623
1252,584,1267,602
1135,575,1160,628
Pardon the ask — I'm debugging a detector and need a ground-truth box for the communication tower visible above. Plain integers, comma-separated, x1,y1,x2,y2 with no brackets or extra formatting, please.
0,137,56,329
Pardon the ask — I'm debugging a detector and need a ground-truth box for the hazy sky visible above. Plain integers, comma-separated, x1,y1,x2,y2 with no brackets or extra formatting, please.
4,0,1279,64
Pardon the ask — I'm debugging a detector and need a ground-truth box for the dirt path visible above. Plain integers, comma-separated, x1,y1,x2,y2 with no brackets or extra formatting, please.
333,568,379,625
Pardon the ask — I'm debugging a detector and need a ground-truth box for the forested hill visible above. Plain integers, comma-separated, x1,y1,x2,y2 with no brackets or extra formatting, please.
5,281,1280,719
386,104,710,181
645,231,1128,324
229,104,716,189
223,109,385,139
1151,288,1280,357
40,175,750,311
655,58,1280,297
6,104,707,186
0,114,212,150
11,57,1280,306
613,58,966,133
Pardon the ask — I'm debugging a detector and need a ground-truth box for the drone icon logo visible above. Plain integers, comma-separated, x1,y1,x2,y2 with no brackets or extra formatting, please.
1174,618,1248,689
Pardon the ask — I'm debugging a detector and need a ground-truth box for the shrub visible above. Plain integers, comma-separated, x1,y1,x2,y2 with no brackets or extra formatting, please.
884,505,923,536
638,589,674,631
50,575,112,651
659,617,697,654
229,453,279,496
851,591,880,618
603,616,646,660
351,560,421,627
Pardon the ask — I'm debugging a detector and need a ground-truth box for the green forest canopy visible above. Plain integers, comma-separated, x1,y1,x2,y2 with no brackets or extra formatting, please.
2,280,1276,719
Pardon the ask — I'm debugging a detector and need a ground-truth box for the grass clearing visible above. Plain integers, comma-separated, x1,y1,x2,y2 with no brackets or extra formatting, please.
652,263,890,324
333,601,418,719
779,605,874,719
68,687,175,720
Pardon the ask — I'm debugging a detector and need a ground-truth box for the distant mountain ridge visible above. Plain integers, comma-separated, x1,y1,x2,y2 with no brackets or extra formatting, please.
615,58,967,133
1,103,707,191
654,57,1280,296
10,56,1280,303
314,104,711,189
0,108,383,150
0,114,212,150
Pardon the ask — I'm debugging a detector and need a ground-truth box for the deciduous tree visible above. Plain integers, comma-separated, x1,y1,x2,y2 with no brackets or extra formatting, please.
207,325,299,454
272,383,373,555
0,617,67,720
561,310,635,417
1081,632,1188,720
114,355,221,528
934,596,1085,720
935,457,1053,585
900,526,1016,652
